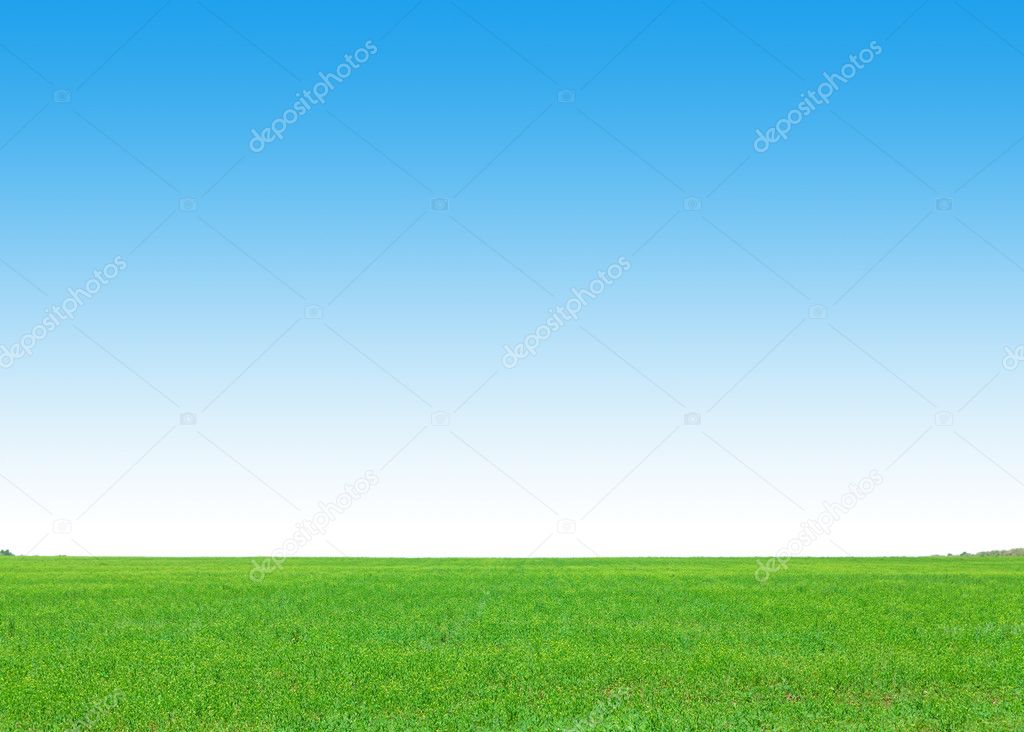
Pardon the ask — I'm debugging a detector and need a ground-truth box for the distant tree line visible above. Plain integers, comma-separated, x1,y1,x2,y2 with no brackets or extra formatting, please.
953,548,1024,557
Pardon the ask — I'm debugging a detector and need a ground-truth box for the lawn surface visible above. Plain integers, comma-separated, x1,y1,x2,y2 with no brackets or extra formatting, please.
1,557,1023,731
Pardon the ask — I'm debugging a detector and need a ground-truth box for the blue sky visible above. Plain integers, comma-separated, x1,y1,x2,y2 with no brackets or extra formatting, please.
1,0,1023,557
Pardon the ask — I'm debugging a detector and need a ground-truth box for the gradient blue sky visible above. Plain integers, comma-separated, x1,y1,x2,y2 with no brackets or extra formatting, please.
2,0,1022,557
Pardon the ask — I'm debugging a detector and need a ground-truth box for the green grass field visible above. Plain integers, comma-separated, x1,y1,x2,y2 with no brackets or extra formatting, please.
2,557,1023,731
